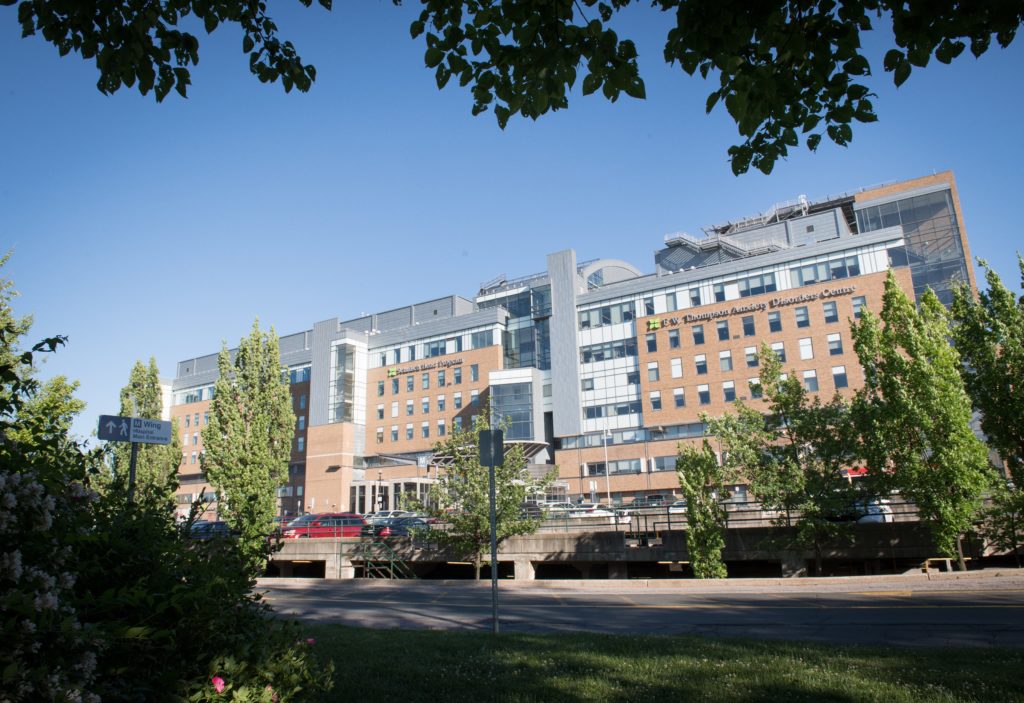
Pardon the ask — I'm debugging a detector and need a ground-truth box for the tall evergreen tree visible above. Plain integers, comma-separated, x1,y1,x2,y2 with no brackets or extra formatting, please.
110,358,182,505
202,321,294,573
852,271,992,569
675,439,728,579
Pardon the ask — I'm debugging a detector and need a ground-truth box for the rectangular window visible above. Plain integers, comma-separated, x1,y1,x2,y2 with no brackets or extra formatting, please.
376,404,384,420
380,352,387,366
192,433,198,446
392,379,399,394
644,297,655,315
646,333,657,353
647,361,659,382
692,325,705,345
422,373,430,390
673,388,685,408
438,370,446,387
698,384,711,405
297,416,306,430
470,364,479,382
668,329,680,349
803,370,819,392
454,392,463,409
748,379,763,399
719,350,733,371
823,301,839,324
717,320,730,341
438,395,447,412
771,341,786,363
852,296,867,319
406,400,414,416
723,381,736,403
297,437,305,452
695,354,707,375
391,401,398,418
422,397,430,414
689,288,701,307
833,366,849,389
714,283,726,302
581,378,594,392
203,412,208,425
666,292,677,311
406,424,414,440
406,376,415,392
795,306,810,328
421,422,430,439
184,415,190,428
376,428,385,444
299,394,306,410
827,333,843,355
768,312,782,333
799,338,813,360
745,346,759,368
670,358,683,379
454,367,462,385
649,391,662,411
471,330,491,349
437,420,446,437
194,413,200,426
391,426,398,442
742,315,756,337
453,416,463,431
471,389,479,405
190,451,197,464
407,345,416,362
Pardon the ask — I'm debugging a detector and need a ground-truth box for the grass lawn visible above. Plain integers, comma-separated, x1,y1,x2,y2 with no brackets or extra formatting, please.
305,623,1023,702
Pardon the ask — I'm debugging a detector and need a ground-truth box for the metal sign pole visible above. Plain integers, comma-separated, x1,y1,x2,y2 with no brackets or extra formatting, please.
128,441,139,503
479,429,504,635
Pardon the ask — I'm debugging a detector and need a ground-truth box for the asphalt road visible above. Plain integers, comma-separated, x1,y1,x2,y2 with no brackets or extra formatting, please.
259,578,1024,648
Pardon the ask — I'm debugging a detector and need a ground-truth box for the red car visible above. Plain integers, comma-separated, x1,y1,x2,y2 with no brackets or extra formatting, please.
279,513,366,539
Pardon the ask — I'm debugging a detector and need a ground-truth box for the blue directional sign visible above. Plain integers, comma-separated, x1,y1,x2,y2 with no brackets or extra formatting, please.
98,415,172,445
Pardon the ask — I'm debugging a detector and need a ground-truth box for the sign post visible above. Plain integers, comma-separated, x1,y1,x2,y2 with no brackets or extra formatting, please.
478,429,504,634
98,415,173,502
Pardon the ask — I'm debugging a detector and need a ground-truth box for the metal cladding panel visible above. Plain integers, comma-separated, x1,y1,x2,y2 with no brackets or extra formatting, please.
412,297,455,322
309,319,337,427
369,308,507,349
785,210,844,247
338,315,374,334
548,250,583,438
853,182,950,209
279,330,310,356
376,307,413,331
580,228,904,306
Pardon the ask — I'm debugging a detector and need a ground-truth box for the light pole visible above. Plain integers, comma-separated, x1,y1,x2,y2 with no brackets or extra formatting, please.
377,469,384,511
602,427,612,506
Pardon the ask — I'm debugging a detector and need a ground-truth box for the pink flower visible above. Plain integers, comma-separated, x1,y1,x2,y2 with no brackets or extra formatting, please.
211,676,225,693
266,685,279,702
305,637,316,646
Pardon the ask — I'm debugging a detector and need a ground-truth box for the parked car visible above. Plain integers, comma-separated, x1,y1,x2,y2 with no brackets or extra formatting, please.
366,510,416,524
360,516,429,538
189,520,233,540
280,513,367,539
570,503,632,524
543,502,578,515
826,499,894,524
668,501,688,514
628,494,671,509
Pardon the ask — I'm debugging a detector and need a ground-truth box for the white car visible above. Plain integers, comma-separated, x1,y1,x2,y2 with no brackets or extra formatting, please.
569,503,615,517
668,501,688,514
543,502,578,514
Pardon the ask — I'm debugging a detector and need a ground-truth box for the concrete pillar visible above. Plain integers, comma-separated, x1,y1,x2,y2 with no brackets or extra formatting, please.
337,556,355,579
514,558,535,580
609,562,628,579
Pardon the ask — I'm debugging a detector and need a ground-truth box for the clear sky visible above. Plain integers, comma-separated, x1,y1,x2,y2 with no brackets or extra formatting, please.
2,3,1022,441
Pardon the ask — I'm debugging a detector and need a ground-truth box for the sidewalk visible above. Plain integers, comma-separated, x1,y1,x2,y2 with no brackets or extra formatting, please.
258,567,1024,595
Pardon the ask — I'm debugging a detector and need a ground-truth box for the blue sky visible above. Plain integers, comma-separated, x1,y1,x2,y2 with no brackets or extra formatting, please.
2,3,1022,440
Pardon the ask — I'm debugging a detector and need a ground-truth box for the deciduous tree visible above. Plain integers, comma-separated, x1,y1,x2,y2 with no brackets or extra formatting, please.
675,438,727,579
415,415,554,579
202,321,294,573
711,346,861,576
7,1,1021,174
109,358,182,506
852,271,993,570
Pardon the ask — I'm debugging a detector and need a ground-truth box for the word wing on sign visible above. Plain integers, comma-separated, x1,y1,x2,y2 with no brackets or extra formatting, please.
97,415,173,445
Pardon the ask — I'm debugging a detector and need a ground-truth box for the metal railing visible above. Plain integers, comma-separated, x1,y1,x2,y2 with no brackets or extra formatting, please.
344,539,418,579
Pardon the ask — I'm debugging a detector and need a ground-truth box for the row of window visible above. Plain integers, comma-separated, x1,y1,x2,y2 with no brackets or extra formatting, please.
376,364,480,396
376,390,480,419
183,412,209,429
643,333,846,382
645,366,850,410
374,416,479,443
643,297,865,354
376,330,494,367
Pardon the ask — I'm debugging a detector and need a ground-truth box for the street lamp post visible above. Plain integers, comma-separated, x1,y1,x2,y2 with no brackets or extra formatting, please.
377,470,384,510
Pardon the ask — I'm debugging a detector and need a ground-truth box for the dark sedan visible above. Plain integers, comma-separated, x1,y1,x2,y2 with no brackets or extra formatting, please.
360,516,429,538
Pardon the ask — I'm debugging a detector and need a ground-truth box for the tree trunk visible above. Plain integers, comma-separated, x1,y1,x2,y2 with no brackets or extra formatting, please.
955,534,967,572
474,553,482,580
813,540,823,577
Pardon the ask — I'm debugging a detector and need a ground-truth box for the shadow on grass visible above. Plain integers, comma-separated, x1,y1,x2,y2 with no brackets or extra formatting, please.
304,624,1024,703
